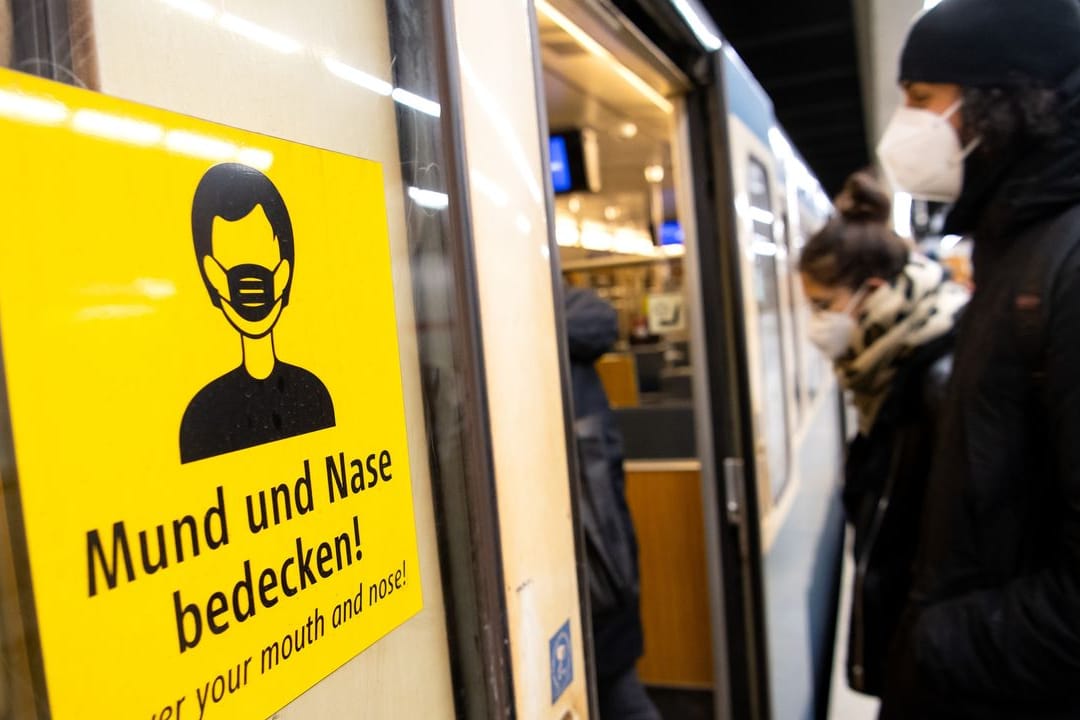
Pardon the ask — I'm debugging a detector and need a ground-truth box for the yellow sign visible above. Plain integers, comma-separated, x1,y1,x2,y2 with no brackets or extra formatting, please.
0,68,423,719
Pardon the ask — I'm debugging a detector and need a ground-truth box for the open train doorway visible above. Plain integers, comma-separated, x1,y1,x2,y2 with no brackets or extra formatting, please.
533,3,719,716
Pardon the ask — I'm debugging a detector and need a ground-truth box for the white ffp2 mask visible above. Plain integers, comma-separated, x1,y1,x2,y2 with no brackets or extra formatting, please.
807,287,867,361
808,310,857,361
876,100,979,203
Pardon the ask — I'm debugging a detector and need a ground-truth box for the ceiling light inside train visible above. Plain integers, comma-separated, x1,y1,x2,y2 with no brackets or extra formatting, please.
535,0,674,114
619,122,638,139
604,206,620,221
669,0,723,50
644,165,665,184
568,197,581,214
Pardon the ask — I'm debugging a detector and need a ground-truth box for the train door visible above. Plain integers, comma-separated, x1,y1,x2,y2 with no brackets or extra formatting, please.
532,1,727,717
527,2,781,716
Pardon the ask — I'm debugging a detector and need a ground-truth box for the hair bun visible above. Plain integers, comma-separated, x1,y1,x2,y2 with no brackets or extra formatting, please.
835,171,891,224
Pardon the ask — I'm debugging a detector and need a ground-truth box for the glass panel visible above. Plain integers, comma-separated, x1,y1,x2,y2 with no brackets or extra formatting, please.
748,155,790,503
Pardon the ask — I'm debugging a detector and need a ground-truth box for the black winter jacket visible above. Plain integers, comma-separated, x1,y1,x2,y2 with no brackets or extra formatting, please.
565,287,644,684
842,334,953,698
883,68,1080,719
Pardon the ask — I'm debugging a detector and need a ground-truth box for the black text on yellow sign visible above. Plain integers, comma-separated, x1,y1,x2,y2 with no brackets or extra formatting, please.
0,68,423,719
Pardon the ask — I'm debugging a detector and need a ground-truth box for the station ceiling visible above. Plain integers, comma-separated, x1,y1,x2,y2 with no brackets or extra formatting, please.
704,0,870,195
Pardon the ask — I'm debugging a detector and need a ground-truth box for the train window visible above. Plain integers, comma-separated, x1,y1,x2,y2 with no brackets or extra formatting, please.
543,6,694,450
748,155,791,503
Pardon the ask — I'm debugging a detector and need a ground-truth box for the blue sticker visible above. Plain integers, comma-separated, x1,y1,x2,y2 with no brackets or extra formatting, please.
550,620,573,703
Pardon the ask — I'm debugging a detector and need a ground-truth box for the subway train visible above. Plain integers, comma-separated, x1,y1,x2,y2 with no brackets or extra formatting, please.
0,1,844,719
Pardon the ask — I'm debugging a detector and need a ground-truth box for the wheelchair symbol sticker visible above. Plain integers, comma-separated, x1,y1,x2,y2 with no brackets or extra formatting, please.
550,620,573,703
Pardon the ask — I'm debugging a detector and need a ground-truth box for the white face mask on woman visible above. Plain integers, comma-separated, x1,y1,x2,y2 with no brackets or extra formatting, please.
807,288,867,361
876,99,980,203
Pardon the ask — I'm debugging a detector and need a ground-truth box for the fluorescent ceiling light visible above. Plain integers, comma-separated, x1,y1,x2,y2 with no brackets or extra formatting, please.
218,13,302,54
535,0,674,114
72,109,164,146
0,89,68,124
923,0,942,9
323,57,392,96
391,88,441,117
165,130,238,161
160,0,215,21
408,186,449,210
669,0,722,51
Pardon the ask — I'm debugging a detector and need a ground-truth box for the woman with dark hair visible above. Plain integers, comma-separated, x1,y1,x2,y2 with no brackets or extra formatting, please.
875,1,1080,717
799,172,967,699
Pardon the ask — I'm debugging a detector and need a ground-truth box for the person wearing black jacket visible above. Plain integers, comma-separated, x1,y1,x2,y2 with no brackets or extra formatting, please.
798,172,968,699
564,286,659,720
875,1,1080,717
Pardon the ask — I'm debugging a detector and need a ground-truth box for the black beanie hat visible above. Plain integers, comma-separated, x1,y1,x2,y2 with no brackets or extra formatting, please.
900,0,1080,88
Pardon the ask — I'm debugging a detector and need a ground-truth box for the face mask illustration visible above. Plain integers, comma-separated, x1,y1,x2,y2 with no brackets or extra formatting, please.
219,260,282,322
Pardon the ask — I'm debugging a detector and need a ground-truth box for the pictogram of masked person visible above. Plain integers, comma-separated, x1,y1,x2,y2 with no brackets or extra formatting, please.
180,163,335,464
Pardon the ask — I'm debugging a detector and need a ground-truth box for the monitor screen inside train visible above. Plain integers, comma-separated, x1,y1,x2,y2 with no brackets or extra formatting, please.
549,128,600,194
550,135,572,193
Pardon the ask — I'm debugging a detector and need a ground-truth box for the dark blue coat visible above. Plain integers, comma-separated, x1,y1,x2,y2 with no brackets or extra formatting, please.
565,287,644,683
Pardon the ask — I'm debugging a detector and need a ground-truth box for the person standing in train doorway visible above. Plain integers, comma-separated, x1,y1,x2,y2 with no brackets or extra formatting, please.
798,172,967,700
874,1,1080,717
564,286,660,720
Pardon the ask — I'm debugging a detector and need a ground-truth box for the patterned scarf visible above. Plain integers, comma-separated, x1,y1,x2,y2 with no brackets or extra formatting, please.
837,255,969,434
